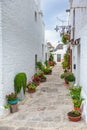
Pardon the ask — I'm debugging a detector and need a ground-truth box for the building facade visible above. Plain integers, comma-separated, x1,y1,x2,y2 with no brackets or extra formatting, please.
53,44,68,62
0,0,45,115
69,0,87,122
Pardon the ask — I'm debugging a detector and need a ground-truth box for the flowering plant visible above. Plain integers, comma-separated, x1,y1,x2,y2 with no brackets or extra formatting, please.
6,92,17,101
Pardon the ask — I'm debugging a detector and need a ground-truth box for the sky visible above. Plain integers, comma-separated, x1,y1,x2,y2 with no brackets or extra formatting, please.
41,0,69,46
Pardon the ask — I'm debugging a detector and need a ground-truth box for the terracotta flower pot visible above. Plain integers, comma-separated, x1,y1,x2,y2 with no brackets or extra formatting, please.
40,78,46,82
28,88,36,93
74,106,81,111
33,81,40,86
68,115,81,122
67,111,81,122
64,79,69,87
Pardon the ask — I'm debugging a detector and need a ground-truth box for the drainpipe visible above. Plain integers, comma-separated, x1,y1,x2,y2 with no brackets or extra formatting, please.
73,8,75,40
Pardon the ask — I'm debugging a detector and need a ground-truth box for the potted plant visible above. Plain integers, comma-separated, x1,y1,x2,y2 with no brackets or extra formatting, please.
62,33,70,44
67,110,81,122
69,86,82,98
37,72,47,82
40,75,46,82
69,86,84,111
27,82,37,93
60,72,69,86
43,67,52,75
61,72,75,86
48,61,55,66
62,61,69,70
14,72,27,100
6,92,19,113
44,60,50,68
32,74,40,86
62,53,70,71
65,72,75,86
73,98,84,111
6,92,19,105
36,61,45,71
49,53,54,61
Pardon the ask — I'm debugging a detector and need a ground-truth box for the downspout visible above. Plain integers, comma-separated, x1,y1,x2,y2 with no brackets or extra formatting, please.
73,8,75,40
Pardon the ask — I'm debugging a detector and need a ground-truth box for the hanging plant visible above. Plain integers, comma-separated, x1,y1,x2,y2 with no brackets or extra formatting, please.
62,33,70,44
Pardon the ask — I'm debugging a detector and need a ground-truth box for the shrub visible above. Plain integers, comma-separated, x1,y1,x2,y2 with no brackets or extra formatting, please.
60,72,75,82
69,86,84,108
14,72,27,94
36,61,45,71
62,53,70,70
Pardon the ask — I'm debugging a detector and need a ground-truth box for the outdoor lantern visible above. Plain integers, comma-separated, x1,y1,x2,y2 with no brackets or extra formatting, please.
75,38,80,45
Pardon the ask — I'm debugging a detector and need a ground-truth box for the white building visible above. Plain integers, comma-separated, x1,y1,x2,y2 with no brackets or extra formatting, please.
0,0,45,115
53,44,68,62
69,0,87,122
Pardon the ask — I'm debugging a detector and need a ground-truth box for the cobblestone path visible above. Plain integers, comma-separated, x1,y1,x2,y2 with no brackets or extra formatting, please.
0,63,87,130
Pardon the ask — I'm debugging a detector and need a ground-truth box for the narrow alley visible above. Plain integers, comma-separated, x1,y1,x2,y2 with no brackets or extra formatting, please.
0,63,87,130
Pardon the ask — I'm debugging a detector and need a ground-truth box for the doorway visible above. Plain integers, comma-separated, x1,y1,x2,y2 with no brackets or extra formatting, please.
57,54,61,62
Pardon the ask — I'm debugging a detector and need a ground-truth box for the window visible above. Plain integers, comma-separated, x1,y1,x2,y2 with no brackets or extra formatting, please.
35,54,37,70
42,44,44,57
45,53,47,61
35,11,37,21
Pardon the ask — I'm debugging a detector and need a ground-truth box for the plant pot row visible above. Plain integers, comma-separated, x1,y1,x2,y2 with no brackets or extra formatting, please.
5,61,54,114
67,86,84,122
27,72,47,93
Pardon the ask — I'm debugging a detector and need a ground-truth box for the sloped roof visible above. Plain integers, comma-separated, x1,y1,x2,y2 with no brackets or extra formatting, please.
54,44,63,51
47,42,54,49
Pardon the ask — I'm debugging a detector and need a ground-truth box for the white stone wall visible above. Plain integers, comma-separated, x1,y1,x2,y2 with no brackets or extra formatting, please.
0,1,5,115
0,0,44,115
69,0,87,122
53,45,67,63
80,26,87,122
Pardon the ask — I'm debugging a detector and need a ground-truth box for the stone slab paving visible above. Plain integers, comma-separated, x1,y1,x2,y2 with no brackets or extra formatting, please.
0,63,87,130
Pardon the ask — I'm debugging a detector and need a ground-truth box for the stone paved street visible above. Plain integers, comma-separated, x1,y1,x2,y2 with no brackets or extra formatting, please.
0,63,87,130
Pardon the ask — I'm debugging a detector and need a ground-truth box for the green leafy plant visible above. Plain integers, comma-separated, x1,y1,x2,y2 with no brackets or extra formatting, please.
60,72,75,82
69,86,82,99
28,82,37,89
68,110,81,117
36,61,45,71
14,72,27,94
6,92,17,101
66,72,75,82
69,86,84,108
4,103,11,109
62,33,70,44
49,53,54,61
62,34,67,44
44,60,50,67
36,61,52,75
62,61,69,69
43,67,52,74
73,98,84,107
62,53,70,70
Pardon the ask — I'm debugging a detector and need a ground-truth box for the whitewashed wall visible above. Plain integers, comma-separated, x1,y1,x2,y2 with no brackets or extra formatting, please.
0,0,44,115
69,0,87,122
80,26,87,122
53,45,67,63
0,1,5,115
